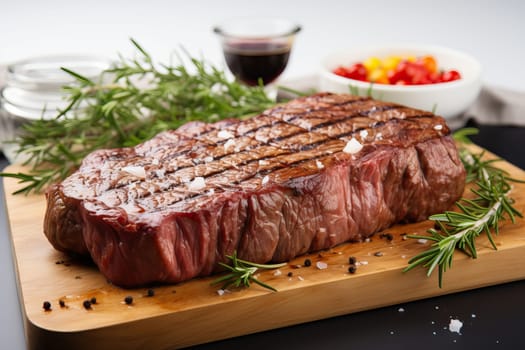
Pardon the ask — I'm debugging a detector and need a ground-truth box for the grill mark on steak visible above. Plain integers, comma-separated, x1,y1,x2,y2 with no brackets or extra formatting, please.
282,102,399,125
126,146,345,212
66,94,448,212
95,142,345,210
90,114,443,212
156,107,433,174
265,105,399,142
113,100,426,189
331,114,436,141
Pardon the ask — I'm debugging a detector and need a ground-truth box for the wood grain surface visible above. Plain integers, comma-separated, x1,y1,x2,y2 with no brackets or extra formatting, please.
3,146,525,350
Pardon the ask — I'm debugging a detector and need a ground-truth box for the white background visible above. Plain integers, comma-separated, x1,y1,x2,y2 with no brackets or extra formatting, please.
0,1,524,348
1,0,524,92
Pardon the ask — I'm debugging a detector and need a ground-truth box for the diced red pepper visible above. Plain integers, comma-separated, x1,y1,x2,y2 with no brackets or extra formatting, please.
332,55,461,85
333,63,367,81
439,69,461,83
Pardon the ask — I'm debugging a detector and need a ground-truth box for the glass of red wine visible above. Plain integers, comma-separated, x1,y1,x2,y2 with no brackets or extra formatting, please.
213,18,301,93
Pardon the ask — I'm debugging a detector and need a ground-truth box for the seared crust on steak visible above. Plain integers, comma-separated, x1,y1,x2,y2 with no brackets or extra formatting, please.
44,93,466,287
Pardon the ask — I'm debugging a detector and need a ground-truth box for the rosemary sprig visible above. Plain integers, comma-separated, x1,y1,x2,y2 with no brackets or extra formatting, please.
1,39,275,194
404,129,524,287
211,251,287,292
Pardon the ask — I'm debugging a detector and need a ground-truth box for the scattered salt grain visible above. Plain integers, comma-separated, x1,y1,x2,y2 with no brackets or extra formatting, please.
223,139,236,150
343,138,363,154
434,124,443,131
359,129,369,140
316,160,324,169
448,318,463,334
417,239,428,244
316,261,328,270
121,166,146,179
204,156,214,163
375,132,383,141
258,159,269,166
151,158,160,166
155,169,166,178
218,130,234,139
471,314,477,318
398,307,405,313
216,289,226,296
262,175,269,185
298,276,304,281
188,177,206,191
273,269,282,276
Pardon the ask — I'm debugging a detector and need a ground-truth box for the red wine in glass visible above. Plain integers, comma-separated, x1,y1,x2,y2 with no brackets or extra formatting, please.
223,41,291,86
214,18,301,87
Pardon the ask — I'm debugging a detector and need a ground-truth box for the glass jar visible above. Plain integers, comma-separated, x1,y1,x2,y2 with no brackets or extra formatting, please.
0,55,111,163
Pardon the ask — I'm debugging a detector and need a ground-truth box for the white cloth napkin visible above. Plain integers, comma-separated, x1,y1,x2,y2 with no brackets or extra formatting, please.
464,85,525,126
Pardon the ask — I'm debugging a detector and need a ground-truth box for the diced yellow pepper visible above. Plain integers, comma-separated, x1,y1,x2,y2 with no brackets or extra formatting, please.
367,68,389,84
382,56,402,71
363,56,382,72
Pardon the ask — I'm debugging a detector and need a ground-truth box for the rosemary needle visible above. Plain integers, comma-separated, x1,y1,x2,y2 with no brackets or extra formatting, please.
211,251,287,292
404,128,524,287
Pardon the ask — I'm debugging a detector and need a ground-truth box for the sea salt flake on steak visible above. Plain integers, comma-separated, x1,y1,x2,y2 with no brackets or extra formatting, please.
343,138,363,154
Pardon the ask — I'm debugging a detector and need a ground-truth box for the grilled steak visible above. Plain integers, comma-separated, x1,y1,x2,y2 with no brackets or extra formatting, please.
44,93,466,287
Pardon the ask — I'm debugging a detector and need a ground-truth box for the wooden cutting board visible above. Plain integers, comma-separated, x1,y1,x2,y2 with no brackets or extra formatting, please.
3,145,525,350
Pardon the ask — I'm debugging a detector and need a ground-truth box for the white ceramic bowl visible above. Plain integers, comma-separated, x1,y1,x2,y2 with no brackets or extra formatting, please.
319,45,482,121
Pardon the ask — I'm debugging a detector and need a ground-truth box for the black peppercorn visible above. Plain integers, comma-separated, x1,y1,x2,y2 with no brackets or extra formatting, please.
348,256,357,265
292,188,302,196
287,272,293,277
83,300,92,310
59,299,66,308
146,289,155,297
304,258,312,267
124,296,133,305
348,265,357,274
43,301,51,311
90,297,97,304
380,233,394,241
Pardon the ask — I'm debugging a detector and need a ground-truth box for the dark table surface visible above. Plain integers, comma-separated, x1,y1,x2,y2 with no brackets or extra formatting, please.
1,121,524,350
